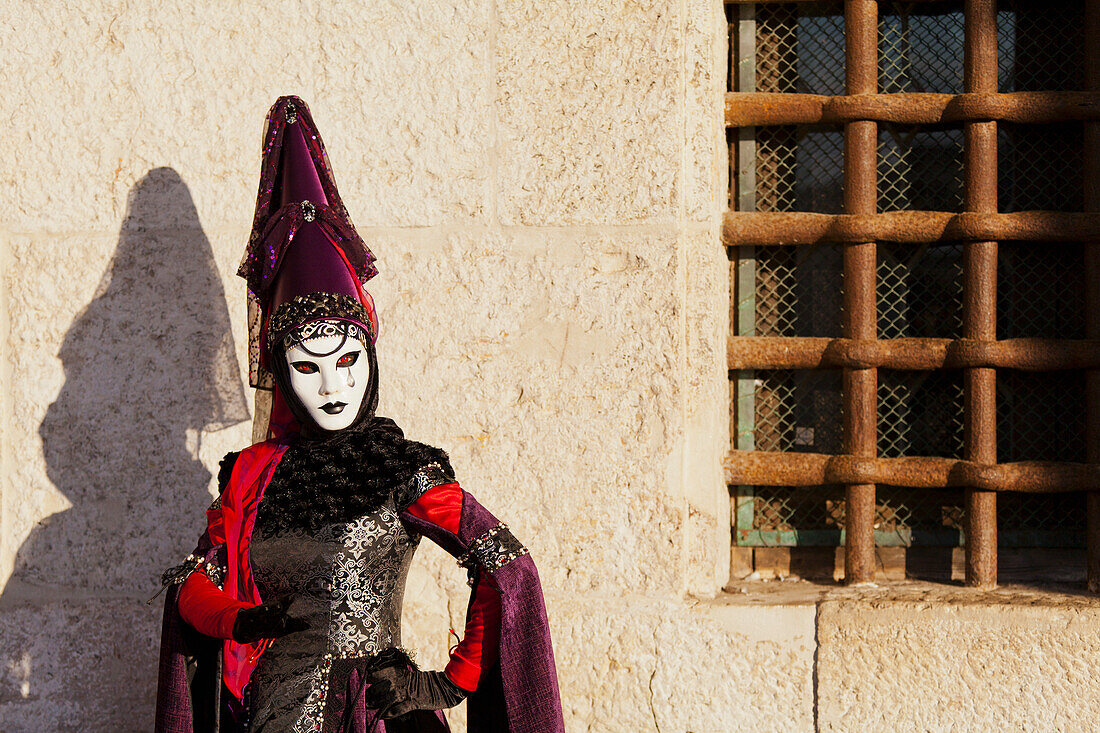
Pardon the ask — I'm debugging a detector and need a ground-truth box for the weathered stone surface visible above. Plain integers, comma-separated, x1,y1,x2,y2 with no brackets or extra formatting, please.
683,0,729,224
0,2,493,234
682,228,732,594
551,597,815,731
302,0,494,228
818,596,1100,732
369,227,686,596
0,593,161,731
4,206,251,595
496,1,681,225
5,1,1100,728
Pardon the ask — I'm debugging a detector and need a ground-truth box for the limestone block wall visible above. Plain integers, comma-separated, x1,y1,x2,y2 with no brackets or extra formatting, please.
0,1,743,730
817,595,1100,732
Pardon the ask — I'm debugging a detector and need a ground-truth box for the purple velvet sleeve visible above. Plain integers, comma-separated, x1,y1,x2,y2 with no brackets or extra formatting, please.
401,492,566,733
155,535,235,733
155,584,195,733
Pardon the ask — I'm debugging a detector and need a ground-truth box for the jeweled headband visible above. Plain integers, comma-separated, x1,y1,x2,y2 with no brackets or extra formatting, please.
283,320,368,355
268,292,374,353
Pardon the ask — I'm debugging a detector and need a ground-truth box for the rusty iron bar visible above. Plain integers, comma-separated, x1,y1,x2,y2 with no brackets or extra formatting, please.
843,0,877,585
724,451,1100,493
722,210,1100,246
1085,0,1100,593
963,0,998,588
725,91,1100,127
727,337,1100,371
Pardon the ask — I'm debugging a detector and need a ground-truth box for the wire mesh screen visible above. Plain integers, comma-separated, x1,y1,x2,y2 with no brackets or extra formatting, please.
878,125,964,213
748,484,845,536
998,370,1087,464
992,1,1088,542
1000,1,1084,93
997,368,1087,545
754,4,845,214
879,2,965,94
878,243,963,339
998,242,1086,340
755,244,842,338
999,123,1083,213
999,2,1085,212
756,3,845,96
756,126,845,213
746,483,967,546
754,370,843,454
734,1,1088,548
878,371,964,459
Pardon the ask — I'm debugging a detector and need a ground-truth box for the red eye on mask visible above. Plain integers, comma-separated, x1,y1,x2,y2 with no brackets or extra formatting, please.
336,352,359,368
291,362,318,374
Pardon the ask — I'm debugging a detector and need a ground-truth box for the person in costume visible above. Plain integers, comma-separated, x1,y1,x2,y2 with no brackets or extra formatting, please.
155,96,564,733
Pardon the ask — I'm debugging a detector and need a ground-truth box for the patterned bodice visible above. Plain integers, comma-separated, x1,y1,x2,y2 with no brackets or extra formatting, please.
248,497,419,732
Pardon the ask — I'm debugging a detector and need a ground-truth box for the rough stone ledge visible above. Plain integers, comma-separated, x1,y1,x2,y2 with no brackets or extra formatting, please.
721,578,1100,609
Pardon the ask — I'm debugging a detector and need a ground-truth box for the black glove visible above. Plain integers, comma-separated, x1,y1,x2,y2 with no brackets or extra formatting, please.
231,596,310,644
362,666,468,719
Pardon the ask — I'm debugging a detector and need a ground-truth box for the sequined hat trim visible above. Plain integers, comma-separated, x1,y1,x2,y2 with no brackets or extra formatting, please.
268,292,374,351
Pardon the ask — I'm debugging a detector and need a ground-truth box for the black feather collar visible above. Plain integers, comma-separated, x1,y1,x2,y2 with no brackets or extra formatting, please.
253,417,452,535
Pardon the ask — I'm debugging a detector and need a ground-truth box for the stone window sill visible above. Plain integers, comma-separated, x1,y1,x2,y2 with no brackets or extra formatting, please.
719,578,1100,608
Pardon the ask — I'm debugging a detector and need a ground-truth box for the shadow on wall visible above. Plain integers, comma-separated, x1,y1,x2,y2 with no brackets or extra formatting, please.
0,168,249,727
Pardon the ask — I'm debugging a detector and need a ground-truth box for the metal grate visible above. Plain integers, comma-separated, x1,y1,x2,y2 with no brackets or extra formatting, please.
749,484,1085,547
997,3,1084,213
755,245,842,338
879,2,965,94
746,367,966,546
753,4,846,215
732,1,1091,555
877,243,963,339
878,125,965,213
746,484,966,546
878,371,964,459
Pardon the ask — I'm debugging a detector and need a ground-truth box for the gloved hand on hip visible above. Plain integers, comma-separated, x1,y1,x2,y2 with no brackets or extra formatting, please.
362,666,468,719
231,596,310,644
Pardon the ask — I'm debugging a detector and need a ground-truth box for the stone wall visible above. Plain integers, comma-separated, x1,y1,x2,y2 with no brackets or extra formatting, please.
0,1,735,730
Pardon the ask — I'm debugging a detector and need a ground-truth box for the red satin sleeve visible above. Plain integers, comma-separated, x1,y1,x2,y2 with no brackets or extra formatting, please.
406,482,502,693
178,570,250,640
445,572,501,691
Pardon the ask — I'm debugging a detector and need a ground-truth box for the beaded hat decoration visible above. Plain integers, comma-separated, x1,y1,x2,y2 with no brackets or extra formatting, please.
269,292,374,352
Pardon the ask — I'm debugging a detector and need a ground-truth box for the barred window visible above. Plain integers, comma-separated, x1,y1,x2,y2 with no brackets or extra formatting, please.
726,1,1098,586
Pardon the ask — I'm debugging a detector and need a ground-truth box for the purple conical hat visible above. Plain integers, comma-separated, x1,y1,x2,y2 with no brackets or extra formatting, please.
237,96,379,391
264,119,370,348
276,120,329,207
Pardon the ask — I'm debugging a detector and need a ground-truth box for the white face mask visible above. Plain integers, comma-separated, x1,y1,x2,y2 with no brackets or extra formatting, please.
283,323,371,432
